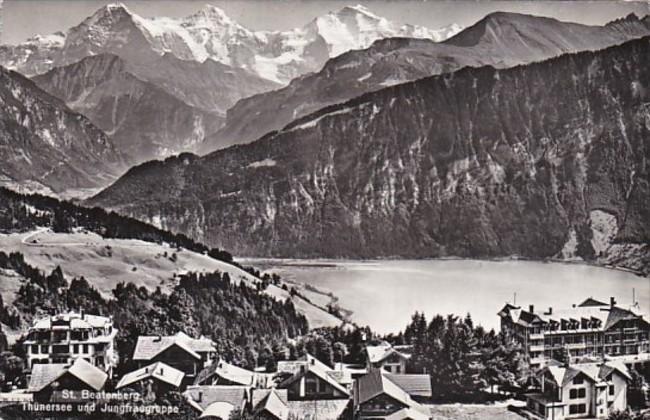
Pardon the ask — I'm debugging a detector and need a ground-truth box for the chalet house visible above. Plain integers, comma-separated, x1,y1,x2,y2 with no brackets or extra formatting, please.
23,312,118,376
184,385,249,419
353,368,431,420
194,359,273,388
251,388,289,420
365,342,412,374
116,362,185,396
499,297,650,369
277,354,350,400
526,360,631,419
28,358,107,403
132,332,216,381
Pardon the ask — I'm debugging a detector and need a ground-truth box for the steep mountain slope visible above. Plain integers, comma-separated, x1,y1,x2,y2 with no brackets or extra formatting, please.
0,66,125,196
202,12,650,152
127,53,280,115
0,3,461,85
89,37,650,274
32,54,224,164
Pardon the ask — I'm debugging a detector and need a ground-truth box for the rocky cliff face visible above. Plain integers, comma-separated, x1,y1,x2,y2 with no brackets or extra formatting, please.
0,67,125,195
89,38,650,272
32,54,224,164
202,12,650,153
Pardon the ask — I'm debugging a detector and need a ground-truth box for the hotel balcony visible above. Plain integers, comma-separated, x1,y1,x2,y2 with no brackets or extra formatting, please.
566,342,586,350
529,344,545,352
529,333,545,340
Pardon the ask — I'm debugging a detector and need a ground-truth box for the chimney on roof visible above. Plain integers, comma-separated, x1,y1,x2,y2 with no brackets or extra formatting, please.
145,367,149,373
160,367,164,375
80,309,84,319
548,307,553,315
529,305,534,313
197,391,203,402
311,358,315,365
610,297,616,308
154,335,162,342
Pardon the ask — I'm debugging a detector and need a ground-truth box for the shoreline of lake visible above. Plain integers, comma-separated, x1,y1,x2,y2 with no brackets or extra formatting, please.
240,258,650,334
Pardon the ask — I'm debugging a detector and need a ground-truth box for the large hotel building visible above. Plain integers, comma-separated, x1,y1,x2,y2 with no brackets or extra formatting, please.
23,311,118,376
498,297,650,369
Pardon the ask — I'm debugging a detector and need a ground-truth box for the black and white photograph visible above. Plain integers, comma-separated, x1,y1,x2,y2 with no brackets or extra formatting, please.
0,0,649,419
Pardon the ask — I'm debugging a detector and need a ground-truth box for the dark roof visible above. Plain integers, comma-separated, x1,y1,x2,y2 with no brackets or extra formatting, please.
384,373,432,398
578,298,608,307
29,358,107,392
355,369,430,416
604,307,641,330
497,303,520,318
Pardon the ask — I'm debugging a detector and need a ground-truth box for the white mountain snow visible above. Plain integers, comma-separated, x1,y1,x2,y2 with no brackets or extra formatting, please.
0,3,463,84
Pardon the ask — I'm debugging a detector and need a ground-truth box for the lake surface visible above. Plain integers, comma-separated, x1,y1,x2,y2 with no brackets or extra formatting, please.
242,259,650,334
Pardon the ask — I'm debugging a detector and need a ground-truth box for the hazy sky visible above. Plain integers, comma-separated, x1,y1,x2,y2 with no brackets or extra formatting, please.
1,0,649,45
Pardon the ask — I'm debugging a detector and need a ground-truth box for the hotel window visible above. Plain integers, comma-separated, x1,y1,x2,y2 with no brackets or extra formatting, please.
72,344,79,354
569,404,586,414
83,344,89,353
31,345,38,354
570,388,586,399
573,376,584,385
609,385,615,396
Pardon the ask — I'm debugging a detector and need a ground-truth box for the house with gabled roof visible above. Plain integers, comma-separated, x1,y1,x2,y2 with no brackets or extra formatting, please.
498,297,650,369
194,359,273,388
251,388,289,420
132,332,216,380
526,360,631,419
116,362,184,395
353,368,431,420
276,354,350,400
365,342,412,374
29,358,107,402
184,385,249,419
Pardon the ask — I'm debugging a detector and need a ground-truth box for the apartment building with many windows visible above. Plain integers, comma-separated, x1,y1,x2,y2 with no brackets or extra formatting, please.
498,297,650,369
23,312,118,377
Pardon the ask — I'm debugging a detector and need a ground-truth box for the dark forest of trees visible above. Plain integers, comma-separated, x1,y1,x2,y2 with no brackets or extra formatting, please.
386,312,529,402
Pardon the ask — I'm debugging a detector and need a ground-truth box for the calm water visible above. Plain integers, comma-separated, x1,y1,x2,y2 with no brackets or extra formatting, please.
244,259,650,334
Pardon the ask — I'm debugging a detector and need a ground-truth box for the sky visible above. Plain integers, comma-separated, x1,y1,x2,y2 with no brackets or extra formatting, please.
1,0,649,45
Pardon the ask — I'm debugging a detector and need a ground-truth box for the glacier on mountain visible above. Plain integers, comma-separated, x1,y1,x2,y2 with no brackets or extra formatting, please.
0,2,463,85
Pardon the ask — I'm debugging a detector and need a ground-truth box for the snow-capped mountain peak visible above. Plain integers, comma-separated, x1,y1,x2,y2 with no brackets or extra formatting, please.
83,2,133,26
339,4,379,17
182,4,241,29
0,3,463,84
309,4,460,57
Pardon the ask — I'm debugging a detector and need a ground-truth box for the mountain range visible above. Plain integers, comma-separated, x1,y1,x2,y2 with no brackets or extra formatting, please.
202,12,650,152
0,3,461,85
0,66,126,196
88,36,650,275
0,2,462,173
